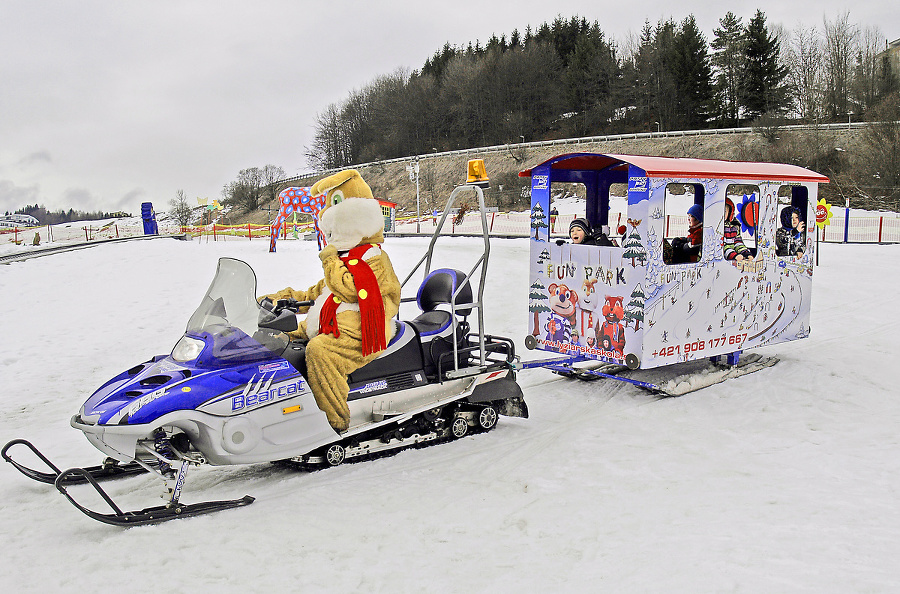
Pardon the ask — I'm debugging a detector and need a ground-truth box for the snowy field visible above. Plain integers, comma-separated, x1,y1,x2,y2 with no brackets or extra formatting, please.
1,236,898,592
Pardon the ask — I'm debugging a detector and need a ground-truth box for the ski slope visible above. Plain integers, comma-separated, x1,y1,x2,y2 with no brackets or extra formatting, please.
1,237,898,592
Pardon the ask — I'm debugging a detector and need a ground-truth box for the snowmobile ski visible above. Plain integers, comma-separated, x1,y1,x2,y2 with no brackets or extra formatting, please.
54,464,254,527
2,438,148,485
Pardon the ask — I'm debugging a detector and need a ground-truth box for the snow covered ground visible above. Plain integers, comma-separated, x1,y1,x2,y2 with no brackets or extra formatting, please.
1,236,898,592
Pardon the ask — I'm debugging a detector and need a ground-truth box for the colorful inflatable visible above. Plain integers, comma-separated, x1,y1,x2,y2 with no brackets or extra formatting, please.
270,187,327,252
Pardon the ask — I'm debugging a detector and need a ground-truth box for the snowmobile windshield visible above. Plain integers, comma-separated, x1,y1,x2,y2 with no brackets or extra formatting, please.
183,258,288,364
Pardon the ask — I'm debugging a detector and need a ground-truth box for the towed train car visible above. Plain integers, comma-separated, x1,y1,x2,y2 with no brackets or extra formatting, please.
521,153,828,371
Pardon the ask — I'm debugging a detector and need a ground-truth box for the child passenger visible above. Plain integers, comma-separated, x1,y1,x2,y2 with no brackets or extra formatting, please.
671,204,703,263
723,198,752,261
569,218,592,244
776,206,806,257
568,218,615,246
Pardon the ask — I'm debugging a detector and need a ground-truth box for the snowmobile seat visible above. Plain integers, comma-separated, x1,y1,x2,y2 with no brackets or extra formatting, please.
408,269,473,377
284,320,424,388
409,269,473,336
347,321,425,388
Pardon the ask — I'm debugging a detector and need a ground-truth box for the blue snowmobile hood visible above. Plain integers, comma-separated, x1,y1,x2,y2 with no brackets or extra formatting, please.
80,258,301,427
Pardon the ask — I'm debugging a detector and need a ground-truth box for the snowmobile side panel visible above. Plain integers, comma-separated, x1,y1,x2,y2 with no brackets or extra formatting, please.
72,386,338,466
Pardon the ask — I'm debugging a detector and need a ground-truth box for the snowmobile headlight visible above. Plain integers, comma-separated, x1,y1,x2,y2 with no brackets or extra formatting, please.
171,335,205,362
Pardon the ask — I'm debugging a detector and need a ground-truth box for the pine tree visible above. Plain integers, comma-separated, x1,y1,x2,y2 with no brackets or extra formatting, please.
742,10,791,119
671,15,714,129
711,12,746,126
625,284,646,330
623,228,648,267
529,279,551,335
562,24,617,136
530,202,549,240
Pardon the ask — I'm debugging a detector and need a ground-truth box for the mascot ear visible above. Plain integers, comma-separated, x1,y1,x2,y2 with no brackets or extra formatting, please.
548,283,558,294
311,170,362,197
311,169,374,211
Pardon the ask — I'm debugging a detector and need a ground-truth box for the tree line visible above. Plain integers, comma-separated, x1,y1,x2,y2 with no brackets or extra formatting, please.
221,165,285,213
306,11,897,170
8,204,130,225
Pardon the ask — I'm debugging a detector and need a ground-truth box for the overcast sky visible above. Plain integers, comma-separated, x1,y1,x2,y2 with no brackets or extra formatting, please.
0,1,892,215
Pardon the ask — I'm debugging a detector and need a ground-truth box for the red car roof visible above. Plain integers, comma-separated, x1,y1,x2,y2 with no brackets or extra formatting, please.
519,153,829,183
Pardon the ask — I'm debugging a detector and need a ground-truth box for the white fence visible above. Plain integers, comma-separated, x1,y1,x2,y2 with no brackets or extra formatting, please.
4,211,897,252
393,210,900,243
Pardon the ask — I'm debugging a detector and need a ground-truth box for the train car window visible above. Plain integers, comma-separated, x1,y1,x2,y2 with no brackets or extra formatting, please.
723,185,759,261
550,181,621,246
548,182,586,237
663,183,704,265
610,183,627,245
775,185,808,257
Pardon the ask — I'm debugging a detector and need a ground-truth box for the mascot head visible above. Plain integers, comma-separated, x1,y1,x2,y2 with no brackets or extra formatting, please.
311,169,385,250
547,283,579,321
602,296,624,323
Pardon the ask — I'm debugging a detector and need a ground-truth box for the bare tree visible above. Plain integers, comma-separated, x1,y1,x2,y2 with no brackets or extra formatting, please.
823,12,857,120
306,103,346,170
851,26,885,113
260,164,286,210
168,189,194,228
224,167,265,212
851,94,900,210
787,24,824,122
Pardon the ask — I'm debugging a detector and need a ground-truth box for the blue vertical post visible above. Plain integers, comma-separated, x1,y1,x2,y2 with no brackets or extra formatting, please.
843,199,849,243
141,202,159,235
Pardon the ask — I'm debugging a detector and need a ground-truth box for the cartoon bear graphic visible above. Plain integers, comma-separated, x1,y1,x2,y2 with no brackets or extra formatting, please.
544,283,579,343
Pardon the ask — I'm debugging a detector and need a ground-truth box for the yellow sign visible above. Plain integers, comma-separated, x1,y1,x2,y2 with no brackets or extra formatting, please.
815,198,833,229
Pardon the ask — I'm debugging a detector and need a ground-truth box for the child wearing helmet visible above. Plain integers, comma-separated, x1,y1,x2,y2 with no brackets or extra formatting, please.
722,197,752,261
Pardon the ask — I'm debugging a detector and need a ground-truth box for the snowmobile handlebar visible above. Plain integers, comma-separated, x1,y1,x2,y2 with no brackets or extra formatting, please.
277,298,314,312
259,297,314,314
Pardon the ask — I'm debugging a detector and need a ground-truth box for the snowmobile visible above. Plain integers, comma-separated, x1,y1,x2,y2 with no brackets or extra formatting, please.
3,179,527,526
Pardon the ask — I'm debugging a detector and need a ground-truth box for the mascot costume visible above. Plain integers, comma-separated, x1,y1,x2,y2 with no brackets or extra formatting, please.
261,170,401,431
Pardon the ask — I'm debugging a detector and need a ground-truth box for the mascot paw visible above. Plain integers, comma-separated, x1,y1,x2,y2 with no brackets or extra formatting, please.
319,244,338,262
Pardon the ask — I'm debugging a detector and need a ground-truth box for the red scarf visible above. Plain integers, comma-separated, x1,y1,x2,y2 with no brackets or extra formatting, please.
318,244,387,356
